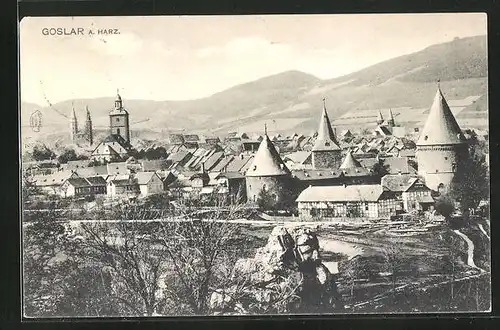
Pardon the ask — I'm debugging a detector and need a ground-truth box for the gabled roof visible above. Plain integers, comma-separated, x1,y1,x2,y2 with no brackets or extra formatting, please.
85,176,107,185
215,171,245,180
381,174,424,192
339,150,362,170
246,134,290,177
33,171,78,186
202,151,224,171
296,185,384,202
167,150,191,163
75,165,108,177
66,177,90,188
107,162,128,175
135,171,160,185
283,151,312,164
312,101,341,151
417,87,466,146
225,154,254,173
101,134,132,150
383,157,416,175
211,155,235,172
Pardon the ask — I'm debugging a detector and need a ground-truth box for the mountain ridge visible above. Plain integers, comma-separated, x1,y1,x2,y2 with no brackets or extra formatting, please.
21,35,488,143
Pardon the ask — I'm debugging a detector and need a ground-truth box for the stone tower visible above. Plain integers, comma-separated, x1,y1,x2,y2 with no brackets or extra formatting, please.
84,105,93,146
416,86,468,192
311,98,342,170
70,104,78,142
387,109,395,128
245,126,293,204
109,90,130,143
376,110,384,125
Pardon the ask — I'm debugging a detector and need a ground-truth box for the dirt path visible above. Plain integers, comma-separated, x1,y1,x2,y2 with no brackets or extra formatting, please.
452,230,484,272
478,224,490,240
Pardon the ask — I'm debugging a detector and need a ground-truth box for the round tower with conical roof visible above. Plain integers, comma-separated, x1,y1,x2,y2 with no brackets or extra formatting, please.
109,90,130,143
245,127,293,204
416,86,469,192
311,98,342,170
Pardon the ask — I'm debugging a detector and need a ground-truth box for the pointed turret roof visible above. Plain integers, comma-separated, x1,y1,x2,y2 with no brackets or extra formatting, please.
312,99,341,151
339,150,362,170
246,133,290,177
417,87,465,146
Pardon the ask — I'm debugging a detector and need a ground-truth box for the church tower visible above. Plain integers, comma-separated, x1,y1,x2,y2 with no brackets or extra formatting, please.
311,98,342,169
376,110,384,125
70,104,78,142
84,106,93,146
387,109,395,128
109,90,130,143
416,85,468,192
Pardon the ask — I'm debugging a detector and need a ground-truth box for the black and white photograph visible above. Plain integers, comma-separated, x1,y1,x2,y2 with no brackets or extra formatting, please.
20,13,490,317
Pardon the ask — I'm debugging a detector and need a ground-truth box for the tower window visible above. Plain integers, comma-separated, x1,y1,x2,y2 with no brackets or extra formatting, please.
424,136,428,141
325,142,330,146
444,157,448,160
117,128,121,135
116,118,120,122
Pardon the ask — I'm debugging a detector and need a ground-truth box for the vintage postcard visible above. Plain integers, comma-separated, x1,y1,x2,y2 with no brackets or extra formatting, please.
20,14,490,317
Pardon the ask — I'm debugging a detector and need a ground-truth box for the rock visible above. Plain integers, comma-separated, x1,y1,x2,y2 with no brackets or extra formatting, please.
211,225,344,314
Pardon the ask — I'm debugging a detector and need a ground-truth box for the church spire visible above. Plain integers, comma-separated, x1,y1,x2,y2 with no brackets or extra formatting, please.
115,89,122,110
70,102,78,141
417,86,465,146
312,97,341,152
387,108,395,127
376,110,384,125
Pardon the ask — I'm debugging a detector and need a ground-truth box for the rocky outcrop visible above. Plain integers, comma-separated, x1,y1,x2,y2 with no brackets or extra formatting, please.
210,226,344,314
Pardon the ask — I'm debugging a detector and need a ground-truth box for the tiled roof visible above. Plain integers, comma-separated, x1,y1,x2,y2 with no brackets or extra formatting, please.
66,177,90,188
417,87,466,146
283,151,312,164
33,171,77,186
134,171,158,185
383,157,416,175
246,135,290,177
292,169,342,181
297,185,384,202
225,155,254,173
85,176,107,185
381,174,419,192
107,162,128,175
211,155,234,172
74,165,108,177
202,151,224,171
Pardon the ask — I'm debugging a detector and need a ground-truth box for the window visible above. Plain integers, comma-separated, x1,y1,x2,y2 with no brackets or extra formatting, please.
452,163,457,173
117,128,121,135
424,135,428,141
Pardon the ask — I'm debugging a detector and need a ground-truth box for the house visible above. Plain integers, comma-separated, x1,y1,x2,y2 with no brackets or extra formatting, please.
296,184,399,219
91,134,133,162
107,176,140,197
242,139,261,152
382,174,434,212
32,171,79,194
190,172,210,188
59,176,107,198
215,171,247,202
135,171,164,196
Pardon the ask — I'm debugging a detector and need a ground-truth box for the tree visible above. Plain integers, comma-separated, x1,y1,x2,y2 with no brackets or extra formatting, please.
449,147,489,214
256,187,276,212
371,159,390,178
434,194,456,219
31,144,56,161
57,148,88,164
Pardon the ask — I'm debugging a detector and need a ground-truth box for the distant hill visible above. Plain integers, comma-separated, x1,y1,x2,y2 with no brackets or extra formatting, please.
21,35,488,145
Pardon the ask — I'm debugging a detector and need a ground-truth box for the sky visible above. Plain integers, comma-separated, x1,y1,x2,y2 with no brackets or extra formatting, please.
20,13,487,105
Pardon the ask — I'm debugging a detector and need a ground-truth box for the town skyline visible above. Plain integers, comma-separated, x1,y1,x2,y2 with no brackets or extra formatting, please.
20,13,486,105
